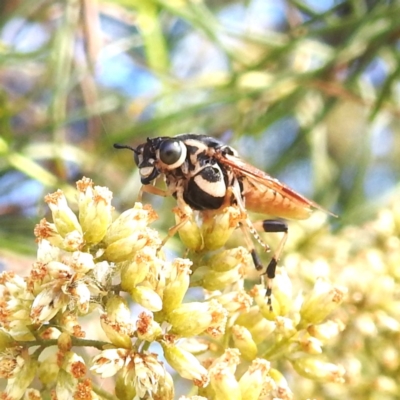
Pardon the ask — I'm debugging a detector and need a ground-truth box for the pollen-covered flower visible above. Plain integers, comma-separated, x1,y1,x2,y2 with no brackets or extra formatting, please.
91,349,167,398
125,352,166,398
91,348,128,378
30,267,97,324
56,368,93,400
34,218,64,249
0,347,37,400
0,272,34,340
136,312,162,342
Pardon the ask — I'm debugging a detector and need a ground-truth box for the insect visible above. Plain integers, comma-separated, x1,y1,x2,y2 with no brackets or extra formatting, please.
114,134,329,307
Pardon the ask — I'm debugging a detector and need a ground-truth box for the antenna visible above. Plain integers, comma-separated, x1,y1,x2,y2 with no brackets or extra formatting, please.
113,143,138,153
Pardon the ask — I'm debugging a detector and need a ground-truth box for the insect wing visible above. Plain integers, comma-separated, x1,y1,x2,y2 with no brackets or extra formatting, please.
218,153,330,220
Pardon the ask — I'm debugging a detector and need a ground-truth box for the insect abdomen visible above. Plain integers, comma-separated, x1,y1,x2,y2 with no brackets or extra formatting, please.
243,180,312,220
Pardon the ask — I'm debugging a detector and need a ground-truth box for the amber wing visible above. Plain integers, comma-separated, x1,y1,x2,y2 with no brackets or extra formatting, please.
218,153,331,220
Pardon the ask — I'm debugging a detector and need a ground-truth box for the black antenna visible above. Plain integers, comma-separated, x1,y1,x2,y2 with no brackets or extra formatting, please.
113,143,138,153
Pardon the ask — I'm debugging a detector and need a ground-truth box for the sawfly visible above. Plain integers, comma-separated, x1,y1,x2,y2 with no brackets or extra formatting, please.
114,134,330,307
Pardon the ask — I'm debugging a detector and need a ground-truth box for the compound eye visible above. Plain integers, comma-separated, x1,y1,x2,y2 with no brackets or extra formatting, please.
159,140,186,168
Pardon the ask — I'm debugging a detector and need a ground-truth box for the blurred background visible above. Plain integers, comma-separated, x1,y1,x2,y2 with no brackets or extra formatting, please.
1,0,400,397
1,0,399,259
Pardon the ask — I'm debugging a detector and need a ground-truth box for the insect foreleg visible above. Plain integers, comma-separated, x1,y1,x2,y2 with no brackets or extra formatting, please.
161,212,191,247
140,184,171,200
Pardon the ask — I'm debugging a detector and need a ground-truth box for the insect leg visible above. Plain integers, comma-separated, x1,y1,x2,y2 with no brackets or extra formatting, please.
140,184,170,201
161,213,190,247
256,219,288,306
239,219,271,270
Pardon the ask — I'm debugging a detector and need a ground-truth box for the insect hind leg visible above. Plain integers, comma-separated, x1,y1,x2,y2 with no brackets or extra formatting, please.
260,219,289,302
248,219,288,310
239,219,270,270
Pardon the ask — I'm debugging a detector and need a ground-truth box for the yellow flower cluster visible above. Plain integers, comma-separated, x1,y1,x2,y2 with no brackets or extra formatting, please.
0,178,347,399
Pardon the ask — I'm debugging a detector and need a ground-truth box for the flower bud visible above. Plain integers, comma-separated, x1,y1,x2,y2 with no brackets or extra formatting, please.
130,286,163,312
214,290,252,315
292,357,346,383
162,258,192,314
208,247,250,272
61,230,85,251
271,268,293,315
24,389,42,399
58,332,72,352
307,320,343,342
101,295,134,348
58,313,85,338
104,203,158,246
275,316,297,338
251,284,279,320
44,190,82,238
231,325,258,361
235,308,276,344
300,279,347,325
38,352,59,386
167,300,227,337
120,249,154,290
77,178,113,244
174,207,203,251
0,328,15,352
239,359,271,400
210,364,241,400
193,266,243,292
56,368,78,398
115,371,137,400
292,336,323,355
268,368,293,398
209,349,241,400
104,228,161,263
162,338,209,386
70,251,95,274
202,206,242,251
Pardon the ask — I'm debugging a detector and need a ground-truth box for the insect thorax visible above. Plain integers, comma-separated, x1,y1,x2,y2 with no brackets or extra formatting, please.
162,137,240,211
